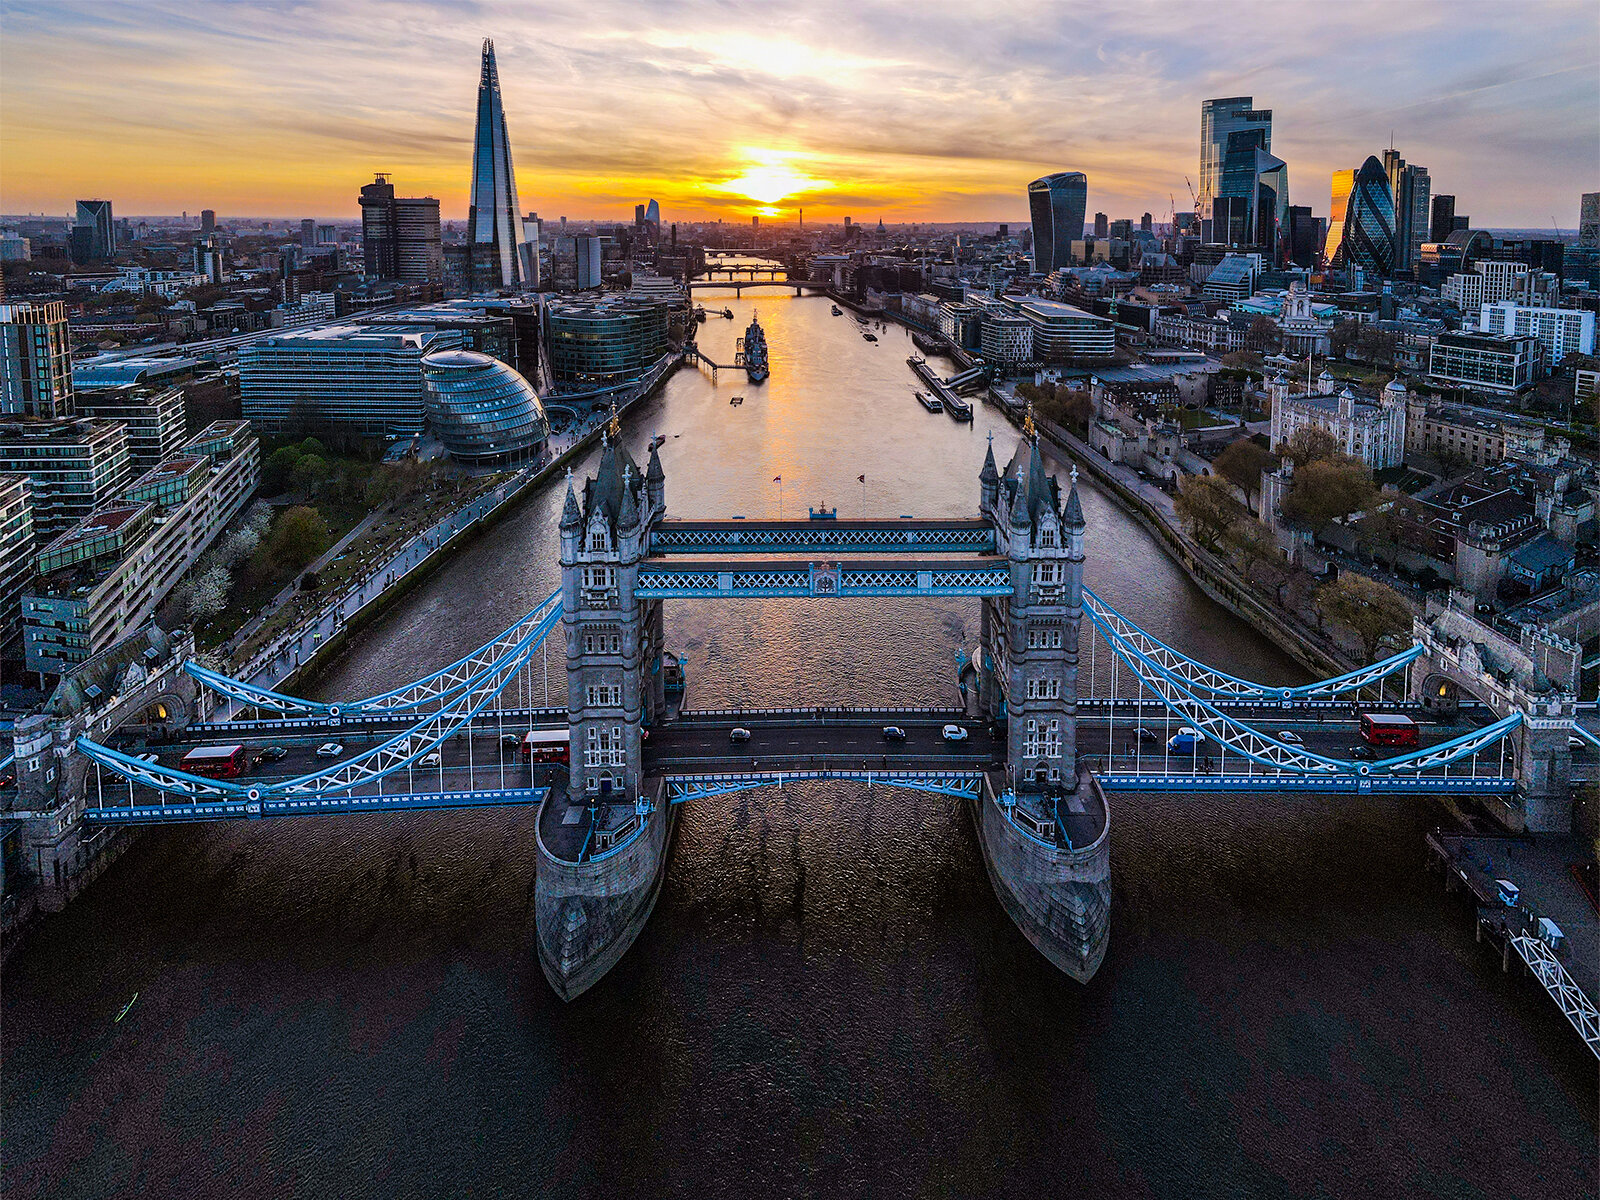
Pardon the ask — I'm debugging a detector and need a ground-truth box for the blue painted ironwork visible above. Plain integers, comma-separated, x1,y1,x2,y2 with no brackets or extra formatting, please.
84,786,548,823
649,519,995,556
636,560,1012,599
1083,585,1423,700
666,769,984,805
187,588,561,716
1096,774,1518,794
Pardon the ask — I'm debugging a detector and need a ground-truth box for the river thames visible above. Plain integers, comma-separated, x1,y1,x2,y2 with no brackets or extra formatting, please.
4,294,1595,1198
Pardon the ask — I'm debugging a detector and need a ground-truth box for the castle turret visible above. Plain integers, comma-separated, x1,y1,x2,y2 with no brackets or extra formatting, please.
979,434,999,516
646,441,665,514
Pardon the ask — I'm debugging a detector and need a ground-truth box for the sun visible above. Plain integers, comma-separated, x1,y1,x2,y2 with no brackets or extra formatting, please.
717,150,832,208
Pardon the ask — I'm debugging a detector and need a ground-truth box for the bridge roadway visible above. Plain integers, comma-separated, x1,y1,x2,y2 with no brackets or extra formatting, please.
71,706,1551,821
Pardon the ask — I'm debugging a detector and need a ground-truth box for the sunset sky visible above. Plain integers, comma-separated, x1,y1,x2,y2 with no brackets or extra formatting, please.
1,0,1595,227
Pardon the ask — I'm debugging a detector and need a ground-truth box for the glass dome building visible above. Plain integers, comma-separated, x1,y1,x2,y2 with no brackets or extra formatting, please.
420,349,548,465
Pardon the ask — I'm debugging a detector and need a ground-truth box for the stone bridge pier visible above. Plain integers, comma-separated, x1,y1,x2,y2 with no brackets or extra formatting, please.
1409,593,1578,833
3,625,198,906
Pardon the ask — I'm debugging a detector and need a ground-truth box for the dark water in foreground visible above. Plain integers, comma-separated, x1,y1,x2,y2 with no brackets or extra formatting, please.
5,297,1595,1198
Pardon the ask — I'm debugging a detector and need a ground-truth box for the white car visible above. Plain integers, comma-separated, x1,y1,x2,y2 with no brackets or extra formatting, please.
942,725,970,742
1276,730,1303,744
1569,736,1587,751
137,753,160,764
315,742,344,759
419,751,442,768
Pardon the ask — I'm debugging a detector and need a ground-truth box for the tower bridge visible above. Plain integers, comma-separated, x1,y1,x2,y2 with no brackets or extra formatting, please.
3,426,1584,1013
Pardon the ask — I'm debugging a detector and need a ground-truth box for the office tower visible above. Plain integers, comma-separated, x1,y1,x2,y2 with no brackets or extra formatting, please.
200,209,216,235
1140,212,1152,233
1027,173,1089,272
635,204,646,226
0,473,33,648
300,218,316,250
1286,205,1324,268
1326,156,1396,277
0,302,75,418
360,173,443,282
1198,97,1271,218
193,236,224,284
752,215,759,228
74,199,116,260
316,224,335,244
645,198,661,228
575,236,603,288
1382,148,1430,273
1109,218,1133,240
1093,212,1108,238
1430,194,1456,244
1582,193,1600,249
466,38,531,291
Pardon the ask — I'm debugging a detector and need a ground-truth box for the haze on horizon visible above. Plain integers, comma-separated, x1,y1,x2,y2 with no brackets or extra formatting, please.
1,0,1595,228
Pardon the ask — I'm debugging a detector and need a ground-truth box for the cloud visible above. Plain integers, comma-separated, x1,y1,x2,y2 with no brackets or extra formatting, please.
0,0,1594,225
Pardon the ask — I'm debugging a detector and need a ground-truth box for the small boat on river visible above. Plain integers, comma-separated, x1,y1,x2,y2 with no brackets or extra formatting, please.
945,395,973,421
916,391,943,412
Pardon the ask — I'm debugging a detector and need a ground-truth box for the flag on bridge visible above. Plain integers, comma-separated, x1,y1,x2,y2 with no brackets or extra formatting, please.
858,474,866,483
773,475,782,483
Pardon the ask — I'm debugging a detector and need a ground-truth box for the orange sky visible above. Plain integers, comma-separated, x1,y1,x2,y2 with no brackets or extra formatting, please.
2,1,1596,227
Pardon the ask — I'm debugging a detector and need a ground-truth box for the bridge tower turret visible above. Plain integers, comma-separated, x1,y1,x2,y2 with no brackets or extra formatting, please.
561,436,666,806
982,430,1084,794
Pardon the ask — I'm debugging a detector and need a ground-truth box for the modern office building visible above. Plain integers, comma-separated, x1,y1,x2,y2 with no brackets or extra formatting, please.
545,297,670,386
1004,298,1115,362
72,384,188,470
979,311,1034,365
1382,148,1430,274
23,421,259,676
1479,303,1595,366
1442,260,1556,313
0,417,132,536
74,199,116,260
239,326,463,434
1027,173,1089,273
0,474,34,647
1428,330,1545,396
420,349,549,464
1,302,75,418
1210,132,1287,257
1285,206,1325,268
1581,193,1599,249
1198,97,1272,225
1093,212,1108,238
466,38,535,291
300,219,316,250
360,173,443,282
1430,194,1456,243
1326,156,1396,277
644,199,661,228
200,209,216,235
1202,253,1260,303
575,235,604,289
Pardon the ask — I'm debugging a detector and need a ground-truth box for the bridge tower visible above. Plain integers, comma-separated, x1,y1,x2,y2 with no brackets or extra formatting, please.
978,427,1085,793
559,429,668,806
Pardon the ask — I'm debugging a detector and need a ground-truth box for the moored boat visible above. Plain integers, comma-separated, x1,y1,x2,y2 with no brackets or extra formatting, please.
916,390,943,412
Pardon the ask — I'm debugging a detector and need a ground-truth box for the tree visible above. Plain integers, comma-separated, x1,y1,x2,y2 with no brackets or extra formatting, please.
1227,518,1284,585
1328,321,1359,359
187,565,231,621
290,453,330,497
1315,574,1413,662
264,505,330,573
1246,316,1282,353
298,437,327,459
1280,459,1379,535
1282,426,1340,469
1354,326,1398,369
1173,474,1239,551
261,445,302,494
1212,438,1276,507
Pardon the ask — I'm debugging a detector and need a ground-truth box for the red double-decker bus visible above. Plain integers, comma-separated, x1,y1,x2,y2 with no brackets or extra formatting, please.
181,744,249,778
1360,713,1418,748
521,728,570,765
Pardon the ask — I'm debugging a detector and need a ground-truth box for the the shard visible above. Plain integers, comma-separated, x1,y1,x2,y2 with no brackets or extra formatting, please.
467,38,535,291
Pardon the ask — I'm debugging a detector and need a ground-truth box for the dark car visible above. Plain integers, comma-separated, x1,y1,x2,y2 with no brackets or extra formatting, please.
500,733,522,749
729,727,751,743
256,746,288,763
882,726,907,742
1348,744,1375,761
1135,727,1159,745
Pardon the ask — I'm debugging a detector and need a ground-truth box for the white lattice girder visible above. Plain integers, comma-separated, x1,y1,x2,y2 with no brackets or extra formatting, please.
1510,935,1600,1058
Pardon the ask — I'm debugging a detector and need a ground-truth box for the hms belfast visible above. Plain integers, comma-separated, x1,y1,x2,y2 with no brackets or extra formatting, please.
536,425,1110,998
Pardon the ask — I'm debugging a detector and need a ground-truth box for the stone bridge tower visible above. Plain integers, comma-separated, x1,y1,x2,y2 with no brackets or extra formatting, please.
1409,592,1578,833
559,429,667,806
978,428,1086,794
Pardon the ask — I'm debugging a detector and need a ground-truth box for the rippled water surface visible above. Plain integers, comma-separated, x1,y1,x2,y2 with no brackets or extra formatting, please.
4,295,1595,1199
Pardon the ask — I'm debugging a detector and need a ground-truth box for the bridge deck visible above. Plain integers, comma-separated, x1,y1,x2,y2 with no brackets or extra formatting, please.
635,556,1011,598
650,518,994,556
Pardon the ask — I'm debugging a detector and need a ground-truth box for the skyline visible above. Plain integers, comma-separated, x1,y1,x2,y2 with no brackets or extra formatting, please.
0,1,1596,227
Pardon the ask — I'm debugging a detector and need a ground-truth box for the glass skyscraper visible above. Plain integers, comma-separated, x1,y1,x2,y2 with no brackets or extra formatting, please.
1027,172,1088,273
1199,98,1271,221
467,38,534,292
1326,156,1396,277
